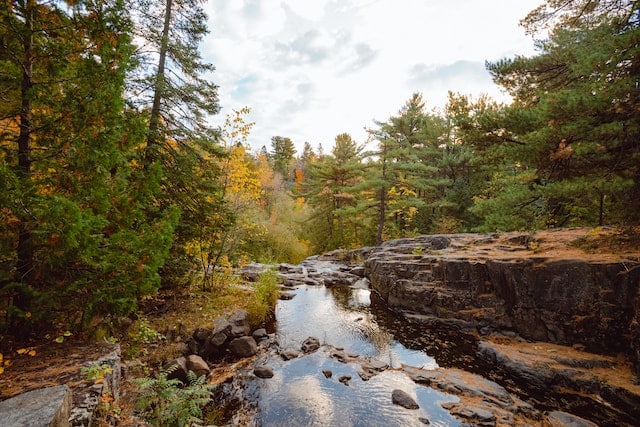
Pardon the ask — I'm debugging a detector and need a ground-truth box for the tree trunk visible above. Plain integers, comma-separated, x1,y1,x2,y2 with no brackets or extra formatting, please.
376,186,386,245
13,0,35,329
146,0,172,159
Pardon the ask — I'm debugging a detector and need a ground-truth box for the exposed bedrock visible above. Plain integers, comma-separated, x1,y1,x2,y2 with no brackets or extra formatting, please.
362,230,640,374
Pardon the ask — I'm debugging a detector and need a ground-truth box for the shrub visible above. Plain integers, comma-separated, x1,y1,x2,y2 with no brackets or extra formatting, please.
246,269,279,326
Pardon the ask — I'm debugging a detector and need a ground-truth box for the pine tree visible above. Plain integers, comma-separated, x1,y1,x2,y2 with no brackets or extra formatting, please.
485,0,640,228
0,0,176,333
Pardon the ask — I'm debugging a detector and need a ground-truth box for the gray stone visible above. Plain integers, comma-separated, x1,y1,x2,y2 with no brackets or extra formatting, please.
186,354,210,378
212,316,232,335
322,369,333,378
252,328,268,341
547,411,598,427
229,336,258,358
279,292,295,300
254,365,274,378
167,357,189,383
210,331,228,347
229,310,251,338
301,336,320,353
391,389,419,409
281,349,301,360
0,385,72,427
193,327,212,343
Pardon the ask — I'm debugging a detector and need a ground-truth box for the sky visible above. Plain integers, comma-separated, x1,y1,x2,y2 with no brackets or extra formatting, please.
203,0,542,153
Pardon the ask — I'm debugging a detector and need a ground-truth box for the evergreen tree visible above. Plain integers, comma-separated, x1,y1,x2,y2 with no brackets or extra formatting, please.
270,136,296,180
131,0,223,285
485,0,640,228
0,0,175,333
300,133,367,251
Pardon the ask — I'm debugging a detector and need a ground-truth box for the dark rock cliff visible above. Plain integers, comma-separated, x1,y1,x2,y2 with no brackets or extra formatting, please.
361,229,640,374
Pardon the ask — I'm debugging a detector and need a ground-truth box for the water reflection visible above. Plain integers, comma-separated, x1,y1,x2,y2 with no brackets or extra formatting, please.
250,284,460,426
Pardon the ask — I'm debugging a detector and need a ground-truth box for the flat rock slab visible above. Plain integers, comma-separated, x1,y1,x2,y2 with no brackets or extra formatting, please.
0,385,71,427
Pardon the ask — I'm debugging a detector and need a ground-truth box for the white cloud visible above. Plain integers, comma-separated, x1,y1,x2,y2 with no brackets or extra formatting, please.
204,0,541,153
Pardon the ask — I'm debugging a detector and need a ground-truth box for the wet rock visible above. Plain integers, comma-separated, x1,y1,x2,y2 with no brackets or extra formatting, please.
229,336,258,358
229,310,251,338
252,328,268,341
322,369,333,378
301,337,320,354
279,292,295,300
238,262,270,281
279,263,304,274
442,402,496,426
329,348,358,364
391,389,419,409
547,411,598,427
419,417,430,424
0,385,72,427
186,354,210,378
350,266,366,277
338,375,352,386
254,365,274,379
281,349,302,360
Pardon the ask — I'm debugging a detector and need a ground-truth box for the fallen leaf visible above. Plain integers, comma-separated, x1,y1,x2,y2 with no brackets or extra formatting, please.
63,331,72,337
28,349,36,357
54,336,64,343
17,348,28,355
0,366,3,375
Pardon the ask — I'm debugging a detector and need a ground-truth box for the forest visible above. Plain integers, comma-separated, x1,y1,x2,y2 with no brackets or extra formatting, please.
1,0,639,338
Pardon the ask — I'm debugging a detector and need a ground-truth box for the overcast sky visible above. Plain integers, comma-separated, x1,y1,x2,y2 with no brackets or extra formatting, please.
203,0,541,153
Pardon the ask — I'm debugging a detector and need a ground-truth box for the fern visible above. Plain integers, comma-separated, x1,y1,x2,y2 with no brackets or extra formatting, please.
133,364,215,427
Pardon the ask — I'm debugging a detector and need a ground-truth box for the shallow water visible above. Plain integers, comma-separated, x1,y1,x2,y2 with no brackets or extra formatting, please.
246,283,463,426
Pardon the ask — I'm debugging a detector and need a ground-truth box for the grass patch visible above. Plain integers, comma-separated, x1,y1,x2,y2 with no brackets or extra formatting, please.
246,269,279,326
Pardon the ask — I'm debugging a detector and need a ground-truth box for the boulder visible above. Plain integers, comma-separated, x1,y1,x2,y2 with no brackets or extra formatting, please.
391,389,419,409
229,336,258,358
229,310,251,338
281,349,301,360
301,337,320,354
186,355,210,378
254,365,274,378
193,327,212,343
252,328,268,341
166,357,189,384
0,385,72,427
212,316,232,335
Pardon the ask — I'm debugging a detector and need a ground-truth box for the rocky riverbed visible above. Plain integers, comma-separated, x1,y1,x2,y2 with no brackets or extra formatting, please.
2,228,639,426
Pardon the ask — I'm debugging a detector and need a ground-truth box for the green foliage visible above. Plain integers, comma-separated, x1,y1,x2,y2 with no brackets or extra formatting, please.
246,269,279,326
124,318,165,359
270,136,296,178
133,365,214,427
81,363,114,384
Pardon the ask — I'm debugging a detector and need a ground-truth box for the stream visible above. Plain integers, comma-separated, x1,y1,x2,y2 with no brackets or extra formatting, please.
235,261,487,426
210,256,640,426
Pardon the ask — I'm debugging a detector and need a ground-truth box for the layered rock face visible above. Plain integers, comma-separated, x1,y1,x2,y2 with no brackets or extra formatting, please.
362,229,640,373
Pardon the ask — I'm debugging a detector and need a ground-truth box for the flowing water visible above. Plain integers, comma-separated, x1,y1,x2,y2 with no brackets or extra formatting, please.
243,280,466,426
